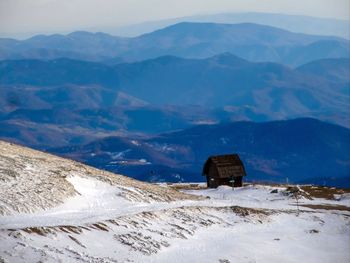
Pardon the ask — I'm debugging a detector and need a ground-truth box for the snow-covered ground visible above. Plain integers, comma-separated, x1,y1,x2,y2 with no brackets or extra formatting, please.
0,140,350,263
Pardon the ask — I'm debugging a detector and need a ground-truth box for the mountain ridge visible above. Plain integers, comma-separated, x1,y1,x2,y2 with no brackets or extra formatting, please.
49,118,350,187
1,22,349,65
112,12,350,39
1,55,349,146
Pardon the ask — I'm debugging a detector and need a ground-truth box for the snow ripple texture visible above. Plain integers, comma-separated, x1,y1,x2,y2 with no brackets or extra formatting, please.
0,140,198,216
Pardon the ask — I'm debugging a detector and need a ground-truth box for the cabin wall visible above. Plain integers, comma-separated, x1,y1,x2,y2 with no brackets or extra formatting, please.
209,165,219,178
207,165,219,188
207,177,232,188
217,165,245,178
204,158,246,188
207,176,243,188
233,176,243,187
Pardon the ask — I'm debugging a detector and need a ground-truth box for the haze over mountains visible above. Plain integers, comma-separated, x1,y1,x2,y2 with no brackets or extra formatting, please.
1,9,350,263
112,12,350,39
0,14,349,187
1,54,349,132
1,22,349,66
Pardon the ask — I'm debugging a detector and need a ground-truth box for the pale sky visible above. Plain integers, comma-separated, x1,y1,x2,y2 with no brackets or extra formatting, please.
0,0,349,38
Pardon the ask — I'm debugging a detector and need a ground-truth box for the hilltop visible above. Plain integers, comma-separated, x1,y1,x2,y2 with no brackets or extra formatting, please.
0,140,349,262
0,140,197,216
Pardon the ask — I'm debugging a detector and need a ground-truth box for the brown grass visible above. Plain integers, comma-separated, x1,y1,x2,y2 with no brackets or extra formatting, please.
299,204,350,212
59,225,83,234
248,183,350,201
230,206,273,217
68,235,86,248
90,223,109,232
299,186,350,200
168,183,207,191
22,227,53,236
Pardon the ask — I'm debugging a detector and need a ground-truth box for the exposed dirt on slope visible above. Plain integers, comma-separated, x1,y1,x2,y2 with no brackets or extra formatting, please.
299,204,350,212
300,185,350,200
5,205,273,257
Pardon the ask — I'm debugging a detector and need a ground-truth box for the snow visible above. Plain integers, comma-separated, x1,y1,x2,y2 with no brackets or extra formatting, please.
108,149,131,159
1,141,349,263
185,184,350,208
147,142,176,153
1,182,350,262
156,213,349,263
3,178,349,231
131,140,141,146
0,175,197,229
139,158,150,164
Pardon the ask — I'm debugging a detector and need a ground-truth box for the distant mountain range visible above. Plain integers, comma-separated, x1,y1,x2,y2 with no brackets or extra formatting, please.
1,55,349,138
50,118,350,188
1,22,349,66
1,20,349,188
112,12,350,39
296,58,350,83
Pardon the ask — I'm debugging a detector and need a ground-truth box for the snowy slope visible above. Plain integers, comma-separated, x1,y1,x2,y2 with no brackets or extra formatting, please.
0,140,349,263
0,140,198,216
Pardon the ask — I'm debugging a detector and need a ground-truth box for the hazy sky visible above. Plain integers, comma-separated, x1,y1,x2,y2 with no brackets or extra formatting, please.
0,0,349,38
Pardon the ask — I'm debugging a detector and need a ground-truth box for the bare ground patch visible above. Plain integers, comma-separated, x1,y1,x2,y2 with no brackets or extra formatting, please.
299,185,350,200
298,204,350,212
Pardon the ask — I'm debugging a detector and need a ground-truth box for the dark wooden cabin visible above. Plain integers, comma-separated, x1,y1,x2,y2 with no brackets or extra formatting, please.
202,154,246,188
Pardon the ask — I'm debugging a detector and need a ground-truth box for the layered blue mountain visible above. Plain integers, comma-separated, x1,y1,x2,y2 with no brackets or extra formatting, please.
0,58,118,87
114,12,350,39
0,32,125,62
1,21,349,188
123,23,349,65
296,58,350,83
1,23,349,66
1,55,348,135
1,55,349,150
51,118,350,188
